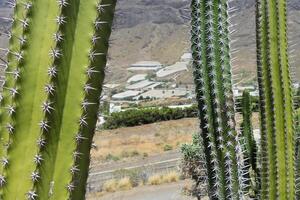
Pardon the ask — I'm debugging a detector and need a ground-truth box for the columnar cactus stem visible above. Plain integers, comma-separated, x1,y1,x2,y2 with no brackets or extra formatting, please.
240,90,257,172
0,1,31,175
296,109,300,198
0,0,116,199
191,0,245,199
256,0,296,199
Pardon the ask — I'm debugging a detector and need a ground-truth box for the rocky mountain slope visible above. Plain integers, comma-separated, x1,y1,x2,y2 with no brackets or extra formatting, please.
106,0,300,83
0,0,299,83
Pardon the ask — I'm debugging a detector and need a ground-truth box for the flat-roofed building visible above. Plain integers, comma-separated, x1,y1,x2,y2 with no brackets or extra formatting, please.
112,90,141,100
127,61,163,72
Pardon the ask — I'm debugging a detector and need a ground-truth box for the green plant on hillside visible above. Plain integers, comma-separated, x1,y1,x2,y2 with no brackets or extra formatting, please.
190,0,246,199
0,0,116,199
256,0,296,199
181,134,207,200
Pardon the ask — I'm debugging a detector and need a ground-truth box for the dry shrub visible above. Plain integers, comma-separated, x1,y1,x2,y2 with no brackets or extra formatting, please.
118,177,133,190
102,179,118,192
148,174,162,185
162,171,179,183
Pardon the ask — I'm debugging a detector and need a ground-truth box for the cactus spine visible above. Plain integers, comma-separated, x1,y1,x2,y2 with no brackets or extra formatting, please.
0,0,116,199
191,0,245,199
256,0,296,199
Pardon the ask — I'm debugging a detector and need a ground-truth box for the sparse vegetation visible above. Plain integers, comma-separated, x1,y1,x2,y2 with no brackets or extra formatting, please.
101,171,180,194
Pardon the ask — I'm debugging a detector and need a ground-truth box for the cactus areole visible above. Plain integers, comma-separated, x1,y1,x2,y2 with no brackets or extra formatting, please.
190,0,246,199
0,0,116,199
256,0,296,199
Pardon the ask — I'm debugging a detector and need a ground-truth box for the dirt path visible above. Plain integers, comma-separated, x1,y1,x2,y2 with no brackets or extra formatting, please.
87,181,202,200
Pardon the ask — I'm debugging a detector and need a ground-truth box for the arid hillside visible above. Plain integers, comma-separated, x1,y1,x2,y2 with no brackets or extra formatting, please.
0,1,299,84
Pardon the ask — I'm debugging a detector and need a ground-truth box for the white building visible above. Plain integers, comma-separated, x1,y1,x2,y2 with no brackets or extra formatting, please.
126,80,155,90
156,62,189,78
127,74,147,83
127,61,163,72
112,90,141,100
180,53,192,62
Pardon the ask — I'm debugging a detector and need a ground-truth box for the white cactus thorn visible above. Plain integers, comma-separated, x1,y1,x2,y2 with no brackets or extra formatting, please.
70,165,79,175
1,157,8,167
91,35,101,44
34,154,43,165
21,2,32,10
31,171,40,182
7,105,16,115
73,151,83,159
26,190,38,200
20,18,30,29
67,182,75,192
89,50,105,61
41,101,54,113
75,133,87,143
84,84,96,94
79,115,88,127
45,84,55,95
0,175,6,187
86,67,100,78
97,4,111,13
57,0,68,7
39,120,50,131
6,69,20,80
56,15,66,25
6,123,14,134
53,32,64,42
37,138,46,147
49,48,62,58
47,66,58,77
81,100,96,111
94,20,108,29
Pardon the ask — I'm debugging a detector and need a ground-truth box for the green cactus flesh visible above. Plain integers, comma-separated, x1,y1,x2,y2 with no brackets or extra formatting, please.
0,0,116,199
256,0,295,199
191,0,245,199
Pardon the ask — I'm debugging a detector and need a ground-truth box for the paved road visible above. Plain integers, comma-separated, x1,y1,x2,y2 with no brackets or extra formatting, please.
87,150,181,192
88,181,203,200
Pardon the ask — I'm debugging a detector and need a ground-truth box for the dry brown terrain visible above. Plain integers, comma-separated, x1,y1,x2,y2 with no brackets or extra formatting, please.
91,118,197,164
91,113,260,165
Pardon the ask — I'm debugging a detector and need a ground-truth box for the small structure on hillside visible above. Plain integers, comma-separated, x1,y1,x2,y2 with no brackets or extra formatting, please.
180,52,192,62
156,62,189,79
127,61,163,72
112,90,141,100
127,74,147,83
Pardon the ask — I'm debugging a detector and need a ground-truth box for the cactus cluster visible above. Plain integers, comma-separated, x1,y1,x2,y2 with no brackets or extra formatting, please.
190,0,246,199
0,0,116,199
190,0,297,199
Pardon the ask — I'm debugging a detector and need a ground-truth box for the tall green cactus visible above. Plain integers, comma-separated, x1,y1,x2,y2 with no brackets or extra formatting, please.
240,90,257,172
191,0,246,199
296,108,300,199
256,0,296,199
0,0,116,199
